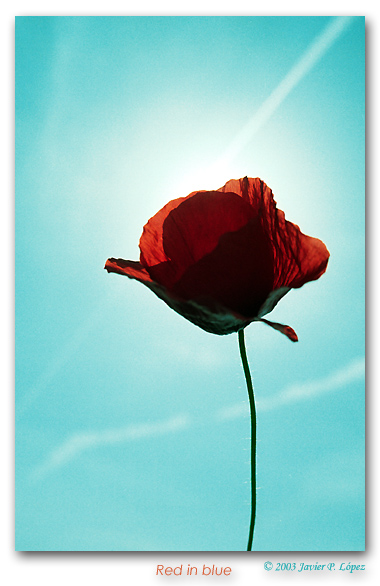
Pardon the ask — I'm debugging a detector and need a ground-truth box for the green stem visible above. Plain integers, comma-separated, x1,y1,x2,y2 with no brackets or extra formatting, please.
238,328,256,552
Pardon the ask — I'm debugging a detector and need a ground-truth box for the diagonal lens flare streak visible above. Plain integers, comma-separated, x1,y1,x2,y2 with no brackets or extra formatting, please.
210,16,354,174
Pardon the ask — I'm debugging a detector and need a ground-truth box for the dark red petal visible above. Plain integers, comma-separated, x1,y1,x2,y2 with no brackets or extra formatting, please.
168,215,274,318
142,191,256,289
218,177,330,293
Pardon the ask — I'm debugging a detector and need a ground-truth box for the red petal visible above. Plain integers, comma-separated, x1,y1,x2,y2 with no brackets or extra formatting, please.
139,190,209,270
219,177,329,296
139,195,188,269
106,177,329,338
168,215,274,318
140,191,256,288
105,258,153,284
260,318,298,342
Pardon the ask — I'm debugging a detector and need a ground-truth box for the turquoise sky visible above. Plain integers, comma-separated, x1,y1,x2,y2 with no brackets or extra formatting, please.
16,16,365,551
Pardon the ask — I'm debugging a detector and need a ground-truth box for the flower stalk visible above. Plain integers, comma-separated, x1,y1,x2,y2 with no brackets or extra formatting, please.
238,328,256,551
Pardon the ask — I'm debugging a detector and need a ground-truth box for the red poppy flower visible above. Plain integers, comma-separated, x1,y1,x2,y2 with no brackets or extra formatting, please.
105,177,329,341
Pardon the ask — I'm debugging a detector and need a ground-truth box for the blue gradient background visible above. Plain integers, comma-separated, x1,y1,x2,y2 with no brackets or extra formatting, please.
15,16,365,551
